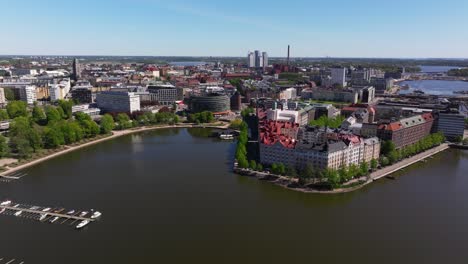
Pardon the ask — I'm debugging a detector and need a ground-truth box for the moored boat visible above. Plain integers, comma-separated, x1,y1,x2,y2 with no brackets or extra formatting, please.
14,211,23,217
0,200,12,206
91,211,102,219
39,214,48,221
76,220,90,229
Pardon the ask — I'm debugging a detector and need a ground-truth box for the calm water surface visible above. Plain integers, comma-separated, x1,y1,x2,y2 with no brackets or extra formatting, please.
419,65,461,73
399,80,468,95
1,128,467,264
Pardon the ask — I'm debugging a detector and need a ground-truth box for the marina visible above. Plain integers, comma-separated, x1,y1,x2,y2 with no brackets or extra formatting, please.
0,200,101,230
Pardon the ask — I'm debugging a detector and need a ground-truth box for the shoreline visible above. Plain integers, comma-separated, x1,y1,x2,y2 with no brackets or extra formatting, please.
0,123,230,177
234,143,451,194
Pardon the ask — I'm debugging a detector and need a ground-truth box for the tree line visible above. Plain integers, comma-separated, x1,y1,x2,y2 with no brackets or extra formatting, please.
309,115,345,129
379,132,445,166
0,100,111,159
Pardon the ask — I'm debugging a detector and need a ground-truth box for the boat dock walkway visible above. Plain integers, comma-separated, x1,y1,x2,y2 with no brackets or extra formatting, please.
0,257,24,264
0,201,101,229
0,171,27,183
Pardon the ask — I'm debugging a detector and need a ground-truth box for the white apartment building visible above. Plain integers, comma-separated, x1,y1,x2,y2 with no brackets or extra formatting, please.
49,78,71,101
19,85,37,104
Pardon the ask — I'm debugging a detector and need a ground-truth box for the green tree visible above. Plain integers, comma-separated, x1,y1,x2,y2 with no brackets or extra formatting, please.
43,126,65,148
249,160,257,170
0,109,9,121
381,140,396,156
81,120,100,138
56,106,66,120
301,163,315,179
323,168,341,189
32,104,46,124
46,106,62,124
257,163,263,171
380,156,390,167
309,115,345,129
9,117,34,158
6,101,28,118
370,159,378,170
238,156,249,168
100,114,115,134
116,113,132,130
277,163,286,175
359,162,369,176
0,134,10,158
58,100,73,119
388,150,398,164
286,166,297,178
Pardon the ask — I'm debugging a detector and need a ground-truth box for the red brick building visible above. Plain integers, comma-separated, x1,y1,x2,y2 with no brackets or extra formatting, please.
377,113,434,149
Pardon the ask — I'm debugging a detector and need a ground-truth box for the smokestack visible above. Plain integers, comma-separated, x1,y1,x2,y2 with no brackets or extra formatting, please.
287,45,290,66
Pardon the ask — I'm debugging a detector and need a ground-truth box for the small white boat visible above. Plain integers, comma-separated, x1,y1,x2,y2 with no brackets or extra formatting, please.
79,211,88,217
0,200,11,206
42,208,51,212
50,216,60,223
14,211,23,217
30,206,39,210
13,204,20,208
219,134,234,140
39,214,48,221
66,210,75,215
91,211,102,219
0,208,5,214
76,220,90,229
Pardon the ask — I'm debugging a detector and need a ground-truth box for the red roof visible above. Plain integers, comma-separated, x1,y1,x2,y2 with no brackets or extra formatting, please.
259,120,299,149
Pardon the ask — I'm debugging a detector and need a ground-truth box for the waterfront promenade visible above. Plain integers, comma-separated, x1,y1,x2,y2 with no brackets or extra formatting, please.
0,123,229,178
369,143,450,181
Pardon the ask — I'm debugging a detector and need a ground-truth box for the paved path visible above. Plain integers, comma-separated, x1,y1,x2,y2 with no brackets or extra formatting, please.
370,143,449,180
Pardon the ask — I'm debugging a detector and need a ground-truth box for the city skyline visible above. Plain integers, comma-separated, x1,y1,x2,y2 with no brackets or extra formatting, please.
2,0,468,58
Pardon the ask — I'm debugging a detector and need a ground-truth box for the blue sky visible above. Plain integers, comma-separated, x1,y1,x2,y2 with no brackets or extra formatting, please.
2,0,468,57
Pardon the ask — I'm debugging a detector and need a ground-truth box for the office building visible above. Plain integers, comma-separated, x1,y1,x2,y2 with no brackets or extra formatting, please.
147,83,183,105
436,113,465,140
96,91,140,113
189,93,230,113
72,58,82,81
262,52,269,68
71,88,93,104
247,52,255,68
254,50,263,68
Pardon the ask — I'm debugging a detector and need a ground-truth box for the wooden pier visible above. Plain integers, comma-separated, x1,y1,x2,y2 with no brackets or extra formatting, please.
0,201,101,229
0,205,96,222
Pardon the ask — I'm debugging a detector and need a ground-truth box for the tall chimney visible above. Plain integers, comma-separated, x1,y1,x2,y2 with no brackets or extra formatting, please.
287,45,290,66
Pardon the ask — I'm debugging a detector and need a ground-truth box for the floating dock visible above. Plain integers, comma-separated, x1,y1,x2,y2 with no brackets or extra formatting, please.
0,201,101,230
